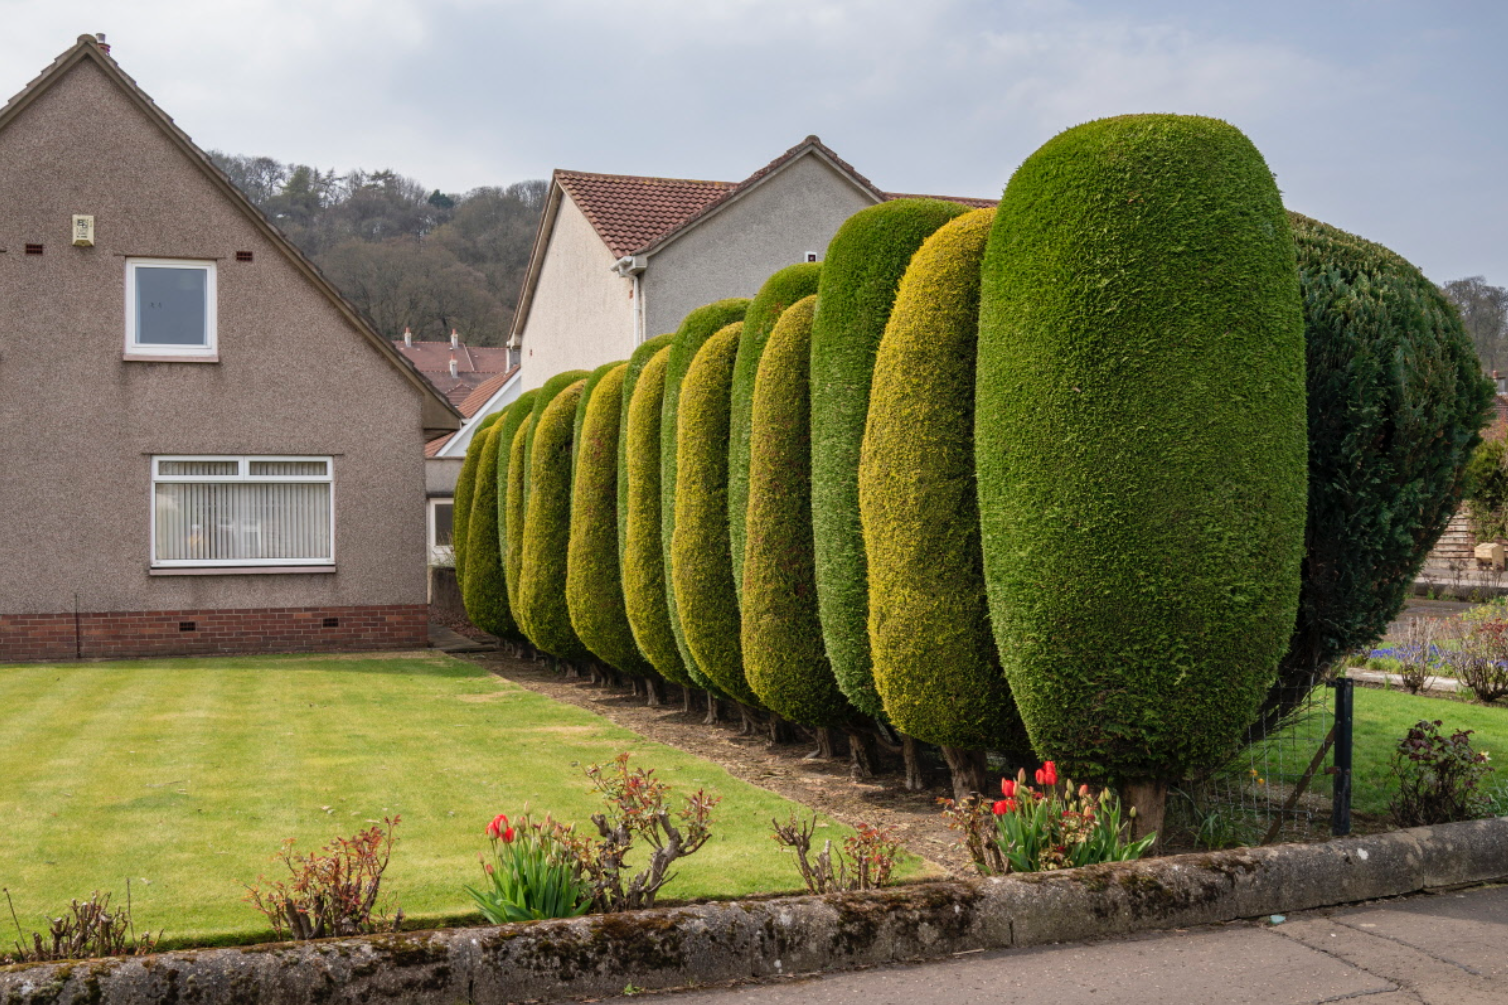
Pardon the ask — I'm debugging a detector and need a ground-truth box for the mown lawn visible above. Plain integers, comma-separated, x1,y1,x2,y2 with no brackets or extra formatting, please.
0,652,878,948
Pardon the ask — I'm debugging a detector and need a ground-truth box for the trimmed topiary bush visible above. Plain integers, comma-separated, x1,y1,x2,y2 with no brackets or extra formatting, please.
495,390,539,620
976,115,1308,812
662,299,750,692
618,334,677,569
461,417,515,638
573,361,627,482
451,410,503,589
729,263,823,596
525,370,591,501
518,379,591,660
810,198,969,719
567,363,657,677
859,208,1028,757
671,324,759,706
742,296,857,728
1250,213,1494,740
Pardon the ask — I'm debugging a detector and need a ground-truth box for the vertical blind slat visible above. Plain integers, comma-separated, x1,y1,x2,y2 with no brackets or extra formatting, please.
155,481,330,563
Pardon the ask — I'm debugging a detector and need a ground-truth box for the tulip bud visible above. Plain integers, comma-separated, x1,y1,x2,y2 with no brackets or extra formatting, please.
1079,783,1091,797
1001,779,1016,798
1034,768,1045,786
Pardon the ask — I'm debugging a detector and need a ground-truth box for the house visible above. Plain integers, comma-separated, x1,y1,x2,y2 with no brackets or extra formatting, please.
392,328,513,411
0,35,462,662
507,135,995,390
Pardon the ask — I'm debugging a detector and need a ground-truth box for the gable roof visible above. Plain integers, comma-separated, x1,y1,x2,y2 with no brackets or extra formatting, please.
0,36,462,435
555,172,735,259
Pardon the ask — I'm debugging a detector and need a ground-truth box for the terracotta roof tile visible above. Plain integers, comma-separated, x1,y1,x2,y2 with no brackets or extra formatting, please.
392,339,511,376
425,433,453,458
457,366,520,417
556,170,736,258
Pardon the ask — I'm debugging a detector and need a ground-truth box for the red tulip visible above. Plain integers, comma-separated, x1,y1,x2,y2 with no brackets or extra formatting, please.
486,813,509,840
1044,761,1058,786
1034,768,1045,786
502,825,515,843
1001,779,1016,798
992,800,1008,816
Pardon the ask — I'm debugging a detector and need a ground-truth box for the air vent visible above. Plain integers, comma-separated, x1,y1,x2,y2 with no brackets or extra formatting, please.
235,250,254,262
322,617,339,628
25,243,43,256
179,621,196,632
805,251,818,263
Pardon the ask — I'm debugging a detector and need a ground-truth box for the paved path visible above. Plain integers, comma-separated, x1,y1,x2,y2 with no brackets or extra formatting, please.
639,884,1507,1005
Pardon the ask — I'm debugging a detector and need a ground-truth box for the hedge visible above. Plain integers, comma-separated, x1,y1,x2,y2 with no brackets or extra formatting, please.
496,390,540,620
661,299,750,692
524,370,591,502
517,379,592,660
670,324,759,706
859,208,1027,753
567,363,656,677
618,333,677,568
976,114,1308,782
460,417,514,638
742,296,857,727
1249,213,1493,738
451,410,503,589
622,347,694,685
729,263,823,596
573,361,627,484
810,198,968,719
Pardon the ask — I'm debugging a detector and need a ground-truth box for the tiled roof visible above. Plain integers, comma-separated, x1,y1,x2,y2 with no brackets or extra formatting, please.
555,171,736,258
393,339,511,376
425,433,453,458
457,366,519,417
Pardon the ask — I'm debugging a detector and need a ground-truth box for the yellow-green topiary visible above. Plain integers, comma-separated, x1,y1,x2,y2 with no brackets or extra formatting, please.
810,198,970,719
742,296,858,727
729,263,822,596
495,390,539,620
524,370,590,502
451,410,503,589
518,379,591,660
859,208,1028,754
671,324,759,706
574,361,626,482
662,300,750,692
460,417,514,638
567,364,656,676
618,334,676,569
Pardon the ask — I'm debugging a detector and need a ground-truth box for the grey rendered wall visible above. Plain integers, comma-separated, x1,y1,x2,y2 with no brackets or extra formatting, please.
0,59,430,616
643,153,876,335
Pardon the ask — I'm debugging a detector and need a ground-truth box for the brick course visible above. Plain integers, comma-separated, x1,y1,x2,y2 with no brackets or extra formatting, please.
0,605,429,663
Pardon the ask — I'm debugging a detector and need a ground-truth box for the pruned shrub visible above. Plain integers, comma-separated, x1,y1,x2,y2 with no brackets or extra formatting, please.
1465,439,1508,544
742,296,857,727
770,813,904,893
859,206,1029,765
976,115,1308,819
1251,213,1493,740
1389,720,1495,826
729,263,822,596
623,348,693,685
810,198,969,719
618,333,677,569
518,379,592,659
451,410,503,588
661,299,750,692
2,887,161,964
567,363,656,677
244,817,401,941
496,390,539,619
671,323,760,706
524,370,590,502
460,417,516,638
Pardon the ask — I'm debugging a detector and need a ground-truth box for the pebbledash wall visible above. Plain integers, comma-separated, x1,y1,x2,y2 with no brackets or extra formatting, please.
0,40,458,662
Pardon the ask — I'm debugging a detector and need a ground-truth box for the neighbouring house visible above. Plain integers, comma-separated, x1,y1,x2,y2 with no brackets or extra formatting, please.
0,35,462,662
507,134,995,390
392,328,513,412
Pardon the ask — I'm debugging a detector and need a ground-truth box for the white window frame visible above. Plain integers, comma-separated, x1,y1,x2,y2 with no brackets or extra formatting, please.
150,455,334,568
428,497,456,567
125,257,218,358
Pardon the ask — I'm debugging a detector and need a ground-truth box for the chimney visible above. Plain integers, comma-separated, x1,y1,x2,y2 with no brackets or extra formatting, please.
403,326,412,348
450,328,459,350
449,356,459,379
95,33,110,53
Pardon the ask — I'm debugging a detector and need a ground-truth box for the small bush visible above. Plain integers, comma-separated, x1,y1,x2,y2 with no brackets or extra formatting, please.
1394,619,1444,694
243,817,401,941
466,812,592,923
1450,619,1508,703
770,813,905,893
1465,439,1508,543
3,887,160,964
1389,720,1495,826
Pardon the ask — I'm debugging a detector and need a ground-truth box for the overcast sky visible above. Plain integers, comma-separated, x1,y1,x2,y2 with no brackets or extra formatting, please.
4,1,1504,284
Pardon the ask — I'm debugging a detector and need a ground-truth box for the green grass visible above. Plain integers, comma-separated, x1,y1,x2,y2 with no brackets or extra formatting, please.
0,652,900,948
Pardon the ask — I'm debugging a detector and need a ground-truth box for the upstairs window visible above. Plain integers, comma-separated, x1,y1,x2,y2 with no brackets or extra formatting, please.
152,456,333,567
126,258,216,357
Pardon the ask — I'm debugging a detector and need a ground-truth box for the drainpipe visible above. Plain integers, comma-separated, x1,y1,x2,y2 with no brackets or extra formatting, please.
613,255,648,345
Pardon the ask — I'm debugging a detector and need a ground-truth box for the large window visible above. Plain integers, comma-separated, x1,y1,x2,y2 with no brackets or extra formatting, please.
126,258,216,357
152,457,333,568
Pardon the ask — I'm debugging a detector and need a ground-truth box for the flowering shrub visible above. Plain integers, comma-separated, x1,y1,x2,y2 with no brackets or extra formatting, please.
466,812,592,923
243,816,400,940
2,886,160,964
942,763,1154,874
1389,720,1495,826
770,813,906,893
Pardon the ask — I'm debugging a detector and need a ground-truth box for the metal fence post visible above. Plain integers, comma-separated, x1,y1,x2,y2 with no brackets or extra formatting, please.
1331,677,1353,836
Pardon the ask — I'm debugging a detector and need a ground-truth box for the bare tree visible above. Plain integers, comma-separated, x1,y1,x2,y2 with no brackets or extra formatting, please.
1442,276,1508,374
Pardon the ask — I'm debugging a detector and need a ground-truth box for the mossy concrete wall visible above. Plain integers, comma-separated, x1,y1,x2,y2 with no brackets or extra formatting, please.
8,820,1505,1004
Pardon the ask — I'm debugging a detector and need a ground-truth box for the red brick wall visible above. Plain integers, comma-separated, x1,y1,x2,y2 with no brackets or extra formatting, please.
0,604,429,663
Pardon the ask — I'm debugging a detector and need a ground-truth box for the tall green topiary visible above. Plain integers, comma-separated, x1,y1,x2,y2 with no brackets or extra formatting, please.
461,419,515,637
1250,213,1493,740
574,361,627,483
567,364,657,677
976,115,1308,816
623,348,693,685
451,410,504,589
729,263,823,596
810,198,969,719
742,296,857,727
859,208,1028,759
524,370,591,501
671,325,759,706
518,379,591,660
494,390,539,620
618,334,677,568
662,300,750,691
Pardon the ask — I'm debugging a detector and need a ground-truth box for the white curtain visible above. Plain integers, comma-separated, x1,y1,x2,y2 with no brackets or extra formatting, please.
155,481,331,563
